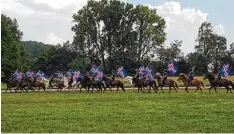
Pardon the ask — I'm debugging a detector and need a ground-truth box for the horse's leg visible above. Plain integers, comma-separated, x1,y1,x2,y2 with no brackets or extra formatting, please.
214,87,217,93
172,84,177,92
169,86,171,93
109,87,112,92
148,86,151,93
38,86,40,92
160,86,164,93
195,87,198,92
185,86,189,92
226,86,229,93
208,86,212,93
116,86,119,93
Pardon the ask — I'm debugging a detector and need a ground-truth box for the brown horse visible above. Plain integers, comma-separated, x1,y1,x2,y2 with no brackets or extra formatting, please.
154,73,179,93
177,73,204,93
102,76,125,93
203,73,234,93
32,77,46,91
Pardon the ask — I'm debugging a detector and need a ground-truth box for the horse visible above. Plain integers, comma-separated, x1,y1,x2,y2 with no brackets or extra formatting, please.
77,76,93,92
203,73,234,93
68,77,80,91
177,73,204,93
49,74,65,91
102,76,125,93
91,76,106,93
154,73,179,93
3,75,20,93
124,76,135,90
16,76,34,92
41,78,50,90
132,77,158,93
32,77,46,91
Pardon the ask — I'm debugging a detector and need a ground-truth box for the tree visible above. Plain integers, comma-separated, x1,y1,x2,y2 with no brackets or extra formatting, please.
1,14,25,76
72,0,166,73
210,34,227,72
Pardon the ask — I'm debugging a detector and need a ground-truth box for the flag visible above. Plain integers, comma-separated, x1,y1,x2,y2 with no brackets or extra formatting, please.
137,64,145,78
90,65,99,76
167,62,178,76
114,66,127,78
221,63,231,77
73,69,83,80
144,64,154,80
13,69,23,81
36,70,48,79
25,69,34,78
55,71,63,79
64,69,74,78
94,68,103,81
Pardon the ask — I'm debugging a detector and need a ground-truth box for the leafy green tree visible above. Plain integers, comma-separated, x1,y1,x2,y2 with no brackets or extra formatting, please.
195,22,214,72
1,14,25,76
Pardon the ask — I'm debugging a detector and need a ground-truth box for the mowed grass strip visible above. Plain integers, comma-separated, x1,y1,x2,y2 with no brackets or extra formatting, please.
1,91,234,133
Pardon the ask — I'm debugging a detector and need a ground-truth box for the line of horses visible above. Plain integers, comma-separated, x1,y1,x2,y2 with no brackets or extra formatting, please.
3,73,234,93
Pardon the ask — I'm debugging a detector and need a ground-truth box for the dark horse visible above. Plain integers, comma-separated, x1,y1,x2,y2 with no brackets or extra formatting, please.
203,73,234,93
91,76,106,93
32,77,46,91
3,74,20,93
16,76,34,92
154,73,179,93
132,77,158,93
77,76,93,92
102,76,125,93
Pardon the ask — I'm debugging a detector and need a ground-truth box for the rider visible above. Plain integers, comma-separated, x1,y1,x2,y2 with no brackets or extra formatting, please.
134,69,139,78
112,69,115,81
216,67,222,80
188,66,195,86
162,69,167,86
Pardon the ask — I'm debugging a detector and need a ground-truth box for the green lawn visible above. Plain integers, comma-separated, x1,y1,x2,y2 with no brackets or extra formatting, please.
1,91,234,133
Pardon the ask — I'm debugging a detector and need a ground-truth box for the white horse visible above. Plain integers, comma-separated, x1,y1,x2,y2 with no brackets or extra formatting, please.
61,76,70,91
124,76,135,90
40,78,50,91
69,78,80,91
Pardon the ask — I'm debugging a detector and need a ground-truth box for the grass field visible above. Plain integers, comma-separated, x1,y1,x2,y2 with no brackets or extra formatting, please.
1,91,234,133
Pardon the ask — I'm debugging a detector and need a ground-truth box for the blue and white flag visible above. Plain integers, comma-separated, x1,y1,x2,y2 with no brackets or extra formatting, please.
221,63,231,77
36,70,48,79
167,62,178,76
144,64,154,80
114,66,127,78
73,69,83,80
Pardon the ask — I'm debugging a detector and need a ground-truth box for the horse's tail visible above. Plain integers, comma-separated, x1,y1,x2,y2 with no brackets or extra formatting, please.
121,82,125,91
201,81,205,88
229,81,234,89
153,80,158,90
174,81,179,89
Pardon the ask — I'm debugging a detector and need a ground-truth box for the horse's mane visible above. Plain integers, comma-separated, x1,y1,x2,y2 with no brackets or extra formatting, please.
179,73,186,76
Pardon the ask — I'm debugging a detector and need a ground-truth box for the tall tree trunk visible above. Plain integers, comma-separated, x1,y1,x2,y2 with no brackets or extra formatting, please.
101,52,106,72
108,32,112,72
138,19,143,62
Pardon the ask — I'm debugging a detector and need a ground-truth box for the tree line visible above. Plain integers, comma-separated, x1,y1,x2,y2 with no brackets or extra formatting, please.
1,0,234,77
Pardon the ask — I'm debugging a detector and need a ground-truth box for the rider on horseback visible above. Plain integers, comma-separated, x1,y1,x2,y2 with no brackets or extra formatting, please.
112,69,115,81
162,69,167,86
188,66,195,86
216,67,222,80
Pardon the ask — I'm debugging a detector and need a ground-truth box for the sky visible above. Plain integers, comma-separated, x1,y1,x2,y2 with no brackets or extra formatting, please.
1,0,234,55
